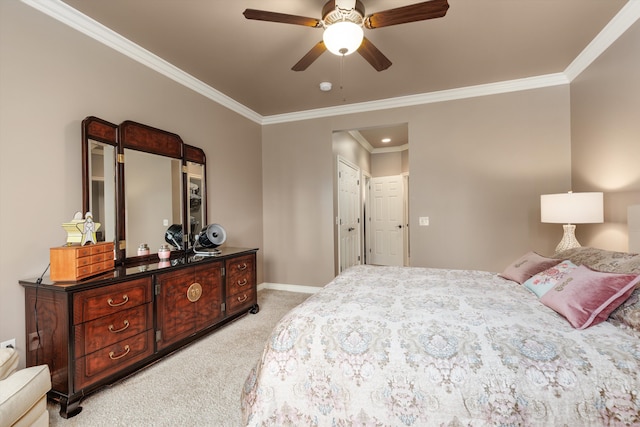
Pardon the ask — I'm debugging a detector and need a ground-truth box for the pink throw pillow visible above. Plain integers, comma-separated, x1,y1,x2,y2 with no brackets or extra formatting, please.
540,265,640,329
499,251,560,284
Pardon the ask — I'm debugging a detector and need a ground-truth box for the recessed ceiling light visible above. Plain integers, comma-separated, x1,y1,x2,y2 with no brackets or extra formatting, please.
381,138,391,143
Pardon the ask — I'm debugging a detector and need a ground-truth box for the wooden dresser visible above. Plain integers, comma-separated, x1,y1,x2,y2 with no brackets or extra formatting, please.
21,247,258,418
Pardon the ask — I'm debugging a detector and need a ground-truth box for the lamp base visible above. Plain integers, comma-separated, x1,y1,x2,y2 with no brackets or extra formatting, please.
555,224,581,254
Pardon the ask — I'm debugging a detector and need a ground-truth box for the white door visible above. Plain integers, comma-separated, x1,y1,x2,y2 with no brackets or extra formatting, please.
371,175,404,266
338,159,361,273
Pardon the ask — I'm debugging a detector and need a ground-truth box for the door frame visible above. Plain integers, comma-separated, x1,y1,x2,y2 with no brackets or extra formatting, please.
363,172,372,265
336,156,363,273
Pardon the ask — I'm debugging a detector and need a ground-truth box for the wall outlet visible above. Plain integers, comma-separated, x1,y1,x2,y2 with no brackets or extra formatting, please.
0,338,16,349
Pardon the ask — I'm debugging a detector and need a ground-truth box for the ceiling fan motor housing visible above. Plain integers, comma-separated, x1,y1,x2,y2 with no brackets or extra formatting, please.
322,0,365,26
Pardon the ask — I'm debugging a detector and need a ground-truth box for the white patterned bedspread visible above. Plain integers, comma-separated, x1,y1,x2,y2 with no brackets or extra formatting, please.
241,265,640,426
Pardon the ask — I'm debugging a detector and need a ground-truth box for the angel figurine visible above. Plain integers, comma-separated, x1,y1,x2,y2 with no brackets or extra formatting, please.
81,212,97,245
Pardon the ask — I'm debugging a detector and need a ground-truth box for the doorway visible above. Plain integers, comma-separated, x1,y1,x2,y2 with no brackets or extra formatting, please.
333,123,409,273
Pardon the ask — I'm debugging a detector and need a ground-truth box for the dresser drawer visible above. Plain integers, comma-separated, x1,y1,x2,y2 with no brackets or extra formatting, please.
74,329,154,390
226,271,253,296
226,288,256,315
73,277,152,324
225,254,255,297
74,260,113,276
74,303,152,358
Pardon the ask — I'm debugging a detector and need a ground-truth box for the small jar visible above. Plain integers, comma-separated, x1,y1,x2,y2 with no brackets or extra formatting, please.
158,244,171,260
137,243,150,256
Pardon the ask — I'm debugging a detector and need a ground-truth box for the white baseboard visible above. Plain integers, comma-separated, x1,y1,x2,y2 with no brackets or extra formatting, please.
258,282,321,294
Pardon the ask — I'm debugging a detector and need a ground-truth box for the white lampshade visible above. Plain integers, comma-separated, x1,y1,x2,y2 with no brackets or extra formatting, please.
323,21,363,56
540,192,603,224
541,191,604,254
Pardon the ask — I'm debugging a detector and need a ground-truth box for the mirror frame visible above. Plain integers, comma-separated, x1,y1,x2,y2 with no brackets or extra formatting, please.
82,116,119,245
82,117,207,265
184,144,208,246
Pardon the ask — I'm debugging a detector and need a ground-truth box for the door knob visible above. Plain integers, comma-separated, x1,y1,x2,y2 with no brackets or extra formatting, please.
397,225,403,229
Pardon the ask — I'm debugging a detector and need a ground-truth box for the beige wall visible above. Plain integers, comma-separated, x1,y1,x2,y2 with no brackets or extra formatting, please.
4,0,638,369
262,86,571,286
332,131,371,174
371,151,406,177
571,19,640,251
0,2,263,365
262,120,335,286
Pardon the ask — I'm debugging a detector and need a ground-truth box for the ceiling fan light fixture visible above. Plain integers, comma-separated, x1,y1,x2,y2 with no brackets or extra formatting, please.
323,21,363,56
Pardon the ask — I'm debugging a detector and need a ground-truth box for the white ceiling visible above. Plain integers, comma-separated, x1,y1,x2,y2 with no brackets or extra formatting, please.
31,0,636,146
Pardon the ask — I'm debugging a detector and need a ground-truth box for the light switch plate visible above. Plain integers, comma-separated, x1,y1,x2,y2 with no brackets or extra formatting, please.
419,217,429,226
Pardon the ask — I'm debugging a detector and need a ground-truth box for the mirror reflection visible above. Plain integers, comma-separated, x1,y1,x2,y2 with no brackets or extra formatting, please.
187,161,206,244
124,149,183,258
88,140,116,243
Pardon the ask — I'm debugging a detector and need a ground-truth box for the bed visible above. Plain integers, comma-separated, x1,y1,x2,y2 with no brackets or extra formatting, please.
241,247,640,426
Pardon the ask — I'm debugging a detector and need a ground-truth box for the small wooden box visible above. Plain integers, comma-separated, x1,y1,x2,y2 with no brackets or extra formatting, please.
50,242,115,282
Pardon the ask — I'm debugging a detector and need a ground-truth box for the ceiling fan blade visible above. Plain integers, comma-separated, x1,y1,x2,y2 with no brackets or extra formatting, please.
364,0,449,29
243,9,321,27
292,41,327,71
358,37,392,71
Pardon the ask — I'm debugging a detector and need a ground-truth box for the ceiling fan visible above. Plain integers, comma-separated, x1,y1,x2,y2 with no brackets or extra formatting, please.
243,0,449,72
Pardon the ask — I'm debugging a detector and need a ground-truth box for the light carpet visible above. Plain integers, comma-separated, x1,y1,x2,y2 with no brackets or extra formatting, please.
48,289,311,427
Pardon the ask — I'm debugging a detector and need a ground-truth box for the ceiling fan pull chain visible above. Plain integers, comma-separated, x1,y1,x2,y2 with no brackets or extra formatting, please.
340,55,346,103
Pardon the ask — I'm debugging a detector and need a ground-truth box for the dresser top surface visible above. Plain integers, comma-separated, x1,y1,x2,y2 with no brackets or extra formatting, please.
20,246,258,291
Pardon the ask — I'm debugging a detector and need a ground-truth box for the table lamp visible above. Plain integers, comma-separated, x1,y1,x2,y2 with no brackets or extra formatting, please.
540,191,603,254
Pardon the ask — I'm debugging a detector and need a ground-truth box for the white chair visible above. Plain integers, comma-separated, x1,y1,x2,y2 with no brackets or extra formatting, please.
0,348,51,427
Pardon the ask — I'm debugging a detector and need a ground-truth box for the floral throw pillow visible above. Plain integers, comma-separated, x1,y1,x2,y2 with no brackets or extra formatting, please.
609,288,640,331
499,251,561,284
540,265,640,329
523,260,577,298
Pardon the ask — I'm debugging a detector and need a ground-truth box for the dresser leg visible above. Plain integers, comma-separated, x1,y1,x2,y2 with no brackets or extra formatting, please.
59,397,83,418
249,303,260,314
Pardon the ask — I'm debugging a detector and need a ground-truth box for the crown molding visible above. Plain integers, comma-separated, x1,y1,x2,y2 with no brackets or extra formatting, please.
373,144,409,154
22,0,639,126
262,74,569,125
348,130,407,154
565,0,640,82
348,130,374,152
21,0,263,124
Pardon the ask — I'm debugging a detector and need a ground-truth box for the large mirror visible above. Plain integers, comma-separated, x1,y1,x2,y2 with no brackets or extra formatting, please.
186,161,206,244
82,117,118,245
124,149,183,258
184,144,207,248
82,117,207,264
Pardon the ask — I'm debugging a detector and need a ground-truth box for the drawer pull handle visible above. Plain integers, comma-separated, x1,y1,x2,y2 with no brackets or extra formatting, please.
237,294,248,303
109,345,130,360
107,294,129,307
108,320,130,333
237,279,248,287
237,263,247,271
187,283,203,303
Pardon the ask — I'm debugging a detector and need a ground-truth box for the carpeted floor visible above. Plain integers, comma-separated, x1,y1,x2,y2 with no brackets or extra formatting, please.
48,289,311,427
